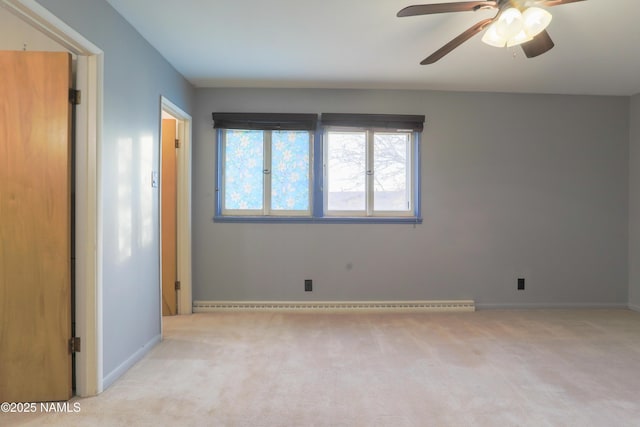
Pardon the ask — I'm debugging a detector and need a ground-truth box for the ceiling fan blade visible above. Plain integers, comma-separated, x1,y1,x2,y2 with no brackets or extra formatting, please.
537,0,587,6
421,18,495,64
397,1,497,17
520,30,555,58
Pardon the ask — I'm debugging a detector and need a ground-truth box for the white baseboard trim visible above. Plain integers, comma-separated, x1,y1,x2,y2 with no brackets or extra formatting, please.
475,303,629,310
102,334,161,390
193,300,475,313
628,304,640,313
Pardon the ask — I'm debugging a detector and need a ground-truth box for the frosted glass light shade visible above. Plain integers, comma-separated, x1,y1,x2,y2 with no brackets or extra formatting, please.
506,30,533,47
522,7,552,37
482,6,553,49
495,8,523,39
481,23,506,47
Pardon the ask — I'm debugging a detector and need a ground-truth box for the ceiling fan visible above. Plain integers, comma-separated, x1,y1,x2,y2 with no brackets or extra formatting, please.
397,0,586,64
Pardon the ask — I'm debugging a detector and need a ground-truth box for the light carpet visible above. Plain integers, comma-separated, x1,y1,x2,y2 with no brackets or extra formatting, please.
4,309,640,426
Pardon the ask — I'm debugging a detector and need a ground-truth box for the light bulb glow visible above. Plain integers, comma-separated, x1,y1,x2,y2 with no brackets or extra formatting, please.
482,6,553,49
506,30,533,47
481,23,506,47
522,7,552,37
495,8,523,39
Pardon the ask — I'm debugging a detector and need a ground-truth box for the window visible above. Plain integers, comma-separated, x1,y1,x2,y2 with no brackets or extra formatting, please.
325,129,413,216
213,112,424,223
214,113,315,216
322,113,423,219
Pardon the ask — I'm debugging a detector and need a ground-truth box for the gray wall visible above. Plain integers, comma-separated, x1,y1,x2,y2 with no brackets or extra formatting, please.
630,94,640,310
37,0,194,385
194,88,628,308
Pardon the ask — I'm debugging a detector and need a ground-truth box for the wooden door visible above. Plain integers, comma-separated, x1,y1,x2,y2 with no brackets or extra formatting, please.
0,51,73,402
161,119,177,316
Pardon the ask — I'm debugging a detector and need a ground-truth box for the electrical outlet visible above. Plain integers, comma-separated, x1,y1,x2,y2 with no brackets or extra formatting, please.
517,278,525,290
304,279,312,292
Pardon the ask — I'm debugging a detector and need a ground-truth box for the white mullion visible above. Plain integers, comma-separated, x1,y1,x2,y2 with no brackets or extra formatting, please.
220,130,228,212
406,134,412,211
307,131,313,215
323,129,329,214
366,129,374,216
263,131,272,215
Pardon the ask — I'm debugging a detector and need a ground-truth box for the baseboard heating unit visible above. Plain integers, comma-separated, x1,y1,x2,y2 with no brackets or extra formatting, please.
193,300,475,313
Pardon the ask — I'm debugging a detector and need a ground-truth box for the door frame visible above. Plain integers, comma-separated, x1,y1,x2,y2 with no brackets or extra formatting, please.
160,97,192,316
2,0,104,396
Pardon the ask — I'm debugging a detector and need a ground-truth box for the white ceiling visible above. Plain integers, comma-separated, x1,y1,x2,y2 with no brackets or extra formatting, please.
105,0,640,96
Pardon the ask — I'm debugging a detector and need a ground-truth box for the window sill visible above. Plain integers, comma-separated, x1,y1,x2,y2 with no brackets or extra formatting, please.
213,216,423,224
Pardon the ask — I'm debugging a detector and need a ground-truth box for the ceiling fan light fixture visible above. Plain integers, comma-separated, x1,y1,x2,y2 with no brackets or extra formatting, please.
396,0,582,64
482,6,552,49
522,7,553,37
481,23,507,47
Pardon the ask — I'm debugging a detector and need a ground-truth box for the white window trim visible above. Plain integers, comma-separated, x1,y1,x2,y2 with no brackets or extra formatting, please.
324,127,415,218
220,129,313,217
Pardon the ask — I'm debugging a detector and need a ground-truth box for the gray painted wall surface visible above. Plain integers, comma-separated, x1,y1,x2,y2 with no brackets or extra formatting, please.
37,0,194,381
630,94,640,310
194,88,628,307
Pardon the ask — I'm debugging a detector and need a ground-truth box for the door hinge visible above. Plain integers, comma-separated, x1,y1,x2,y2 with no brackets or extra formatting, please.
69,337,81,353
175,281,181,291
175,139,180,149
69,89,81,105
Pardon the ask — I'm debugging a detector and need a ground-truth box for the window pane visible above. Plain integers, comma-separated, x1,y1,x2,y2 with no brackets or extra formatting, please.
327,131,366,211
224,130,264,210
374,133,410,211
271,131,310,211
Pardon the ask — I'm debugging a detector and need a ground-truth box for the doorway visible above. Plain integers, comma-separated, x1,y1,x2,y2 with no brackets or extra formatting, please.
160,97,193,318
0,50,74,402
161,113,177,316
1,0,104,397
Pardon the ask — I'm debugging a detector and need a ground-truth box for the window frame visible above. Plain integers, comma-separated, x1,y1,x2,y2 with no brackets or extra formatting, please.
219,129,314,217
213,112,424,224
323,126,415,218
